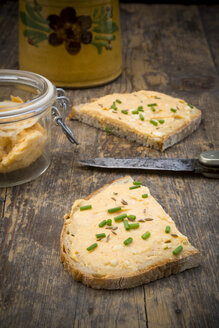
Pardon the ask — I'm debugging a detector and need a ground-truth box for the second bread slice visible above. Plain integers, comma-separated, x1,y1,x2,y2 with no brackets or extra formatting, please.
69,90,201,151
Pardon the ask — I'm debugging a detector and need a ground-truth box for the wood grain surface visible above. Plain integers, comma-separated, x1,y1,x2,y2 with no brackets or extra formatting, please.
0,1,219,328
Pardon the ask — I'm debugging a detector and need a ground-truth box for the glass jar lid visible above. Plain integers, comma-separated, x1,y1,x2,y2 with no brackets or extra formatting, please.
0,69,78,144
0,69,56,122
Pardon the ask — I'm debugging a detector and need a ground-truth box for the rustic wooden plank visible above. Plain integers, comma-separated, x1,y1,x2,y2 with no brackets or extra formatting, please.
0,189,7,219
119,4,219,328
199,5,219,73
0,1,219,328
0,0,18,69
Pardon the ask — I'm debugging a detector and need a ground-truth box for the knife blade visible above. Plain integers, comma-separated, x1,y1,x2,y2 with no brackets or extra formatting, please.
79,150,219,178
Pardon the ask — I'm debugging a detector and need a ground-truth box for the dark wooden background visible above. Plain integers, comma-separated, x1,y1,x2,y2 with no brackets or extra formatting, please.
0,1,219,327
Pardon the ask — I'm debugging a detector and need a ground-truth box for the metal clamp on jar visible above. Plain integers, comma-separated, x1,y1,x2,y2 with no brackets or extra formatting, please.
0,69,78,187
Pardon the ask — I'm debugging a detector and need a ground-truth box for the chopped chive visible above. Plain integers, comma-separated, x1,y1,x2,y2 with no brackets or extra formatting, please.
150,106,156,112
154,96,160,99
129,185,141,190
139,113,144,121
87,243,98,251
127,214,136,221
123,220,130,230
111,102,117,110
106,219,112,226
99,220,107,227
137,106,143,110
133,181,142,185
121,110,128,115
80,205,92,211
129,223,139,229
148,103,157,107
114,213,127,222
105,125,110,133
123,237,133,246
187,103,193,108
173,245,183,255
141,231,151,240
108,206,121,213
150,119,158,126
170,108,177,113
132,110,139,114
165,225,171,233
142,194,148,198
116,99,122,104
96,233,106,239
158,119,165,124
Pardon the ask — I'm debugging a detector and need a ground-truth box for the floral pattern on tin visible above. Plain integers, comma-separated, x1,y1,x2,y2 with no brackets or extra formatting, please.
20,1,119,55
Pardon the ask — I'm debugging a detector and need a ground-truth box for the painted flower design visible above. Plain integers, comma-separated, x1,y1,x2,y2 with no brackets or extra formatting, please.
20,1,119,54
47,7,92,55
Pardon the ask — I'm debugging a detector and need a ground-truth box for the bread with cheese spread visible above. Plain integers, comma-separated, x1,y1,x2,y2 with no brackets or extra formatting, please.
69,90,201,151
60,176,200,289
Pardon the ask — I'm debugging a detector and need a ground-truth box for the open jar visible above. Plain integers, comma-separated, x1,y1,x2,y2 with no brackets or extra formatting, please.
0,69,78,187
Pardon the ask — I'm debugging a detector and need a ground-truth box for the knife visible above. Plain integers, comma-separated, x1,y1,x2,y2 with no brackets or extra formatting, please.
79,150,219,178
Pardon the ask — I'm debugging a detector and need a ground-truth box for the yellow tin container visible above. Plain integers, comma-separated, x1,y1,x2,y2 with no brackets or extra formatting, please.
19,0,122,87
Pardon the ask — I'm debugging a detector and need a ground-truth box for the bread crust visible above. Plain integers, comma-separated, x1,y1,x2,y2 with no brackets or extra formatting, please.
60,177,200,289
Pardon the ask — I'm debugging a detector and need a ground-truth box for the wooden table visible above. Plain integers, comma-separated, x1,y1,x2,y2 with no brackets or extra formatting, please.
0,1,219,327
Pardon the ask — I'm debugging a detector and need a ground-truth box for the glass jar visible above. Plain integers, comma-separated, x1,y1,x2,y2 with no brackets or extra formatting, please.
0,69,78,187
19,0,122,87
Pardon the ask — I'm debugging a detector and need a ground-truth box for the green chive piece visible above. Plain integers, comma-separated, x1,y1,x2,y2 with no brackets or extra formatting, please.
87,243,98,251
170,108,177,113
108,206,121,213
111,102,117,110
124,237,133,246
116,99,122,104
123,220,130,230
150,119,158,126
139,113,144,121
114,213,127,222
127,215,136,221
106,219,112,226
158,119,165,124
99,220,107,227
151,106,156,112
132,110,139,114
121,110,128,115
133,181,142,185
80,205,92,211
142,194,148,198
137,106,144,112
96,233,106,239
141,231,151,240
105,125,110,133
154,96,160,99
165,225,171,233
129,185,141,190
129,223,139,229
173,245,183,255
148,103,157,107
187,103,193,108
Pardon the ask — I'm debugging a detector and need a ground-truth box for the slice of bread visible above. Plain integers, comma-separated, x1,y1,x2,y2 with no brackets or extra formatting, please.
60,176,200,289
69,91,201,151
